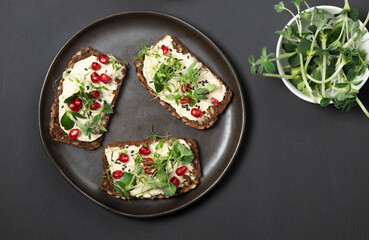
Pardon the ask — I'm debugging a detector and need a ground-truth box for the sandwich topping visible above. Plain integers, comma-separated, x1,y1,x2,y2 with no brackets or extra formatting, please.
140,35,227,121
104,138,196,198
58,54,125,142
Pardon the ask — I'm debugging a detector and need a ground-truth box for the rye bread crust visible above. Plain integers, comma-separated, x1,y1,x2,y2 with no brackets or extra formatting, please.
134,35,233,130
49,46,127,150
101,138,201,200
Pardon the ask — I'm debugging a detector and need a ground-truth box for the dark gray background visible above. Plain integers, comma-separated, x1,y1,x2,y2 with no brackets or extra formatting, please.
1,0,369,239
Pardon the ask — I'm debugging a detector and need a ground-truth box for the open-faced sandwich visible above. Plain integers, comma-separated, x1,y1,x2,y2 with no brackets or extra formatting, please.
49,46,127,149
134,35,232,130
101,137,201,199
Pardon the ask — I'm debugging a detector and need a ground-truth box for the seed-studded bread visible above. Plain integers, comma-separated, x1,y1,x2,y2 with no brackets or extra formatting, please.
134,35,232,130
49,46,127,149
101,138,201,199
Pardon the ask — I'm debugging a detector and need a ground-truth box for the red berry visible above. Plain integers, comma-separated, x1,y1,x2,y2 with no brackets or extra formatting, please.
89,90,100,98
176,166,188,176
170,176,180,188
68,129,80,139
90,72,100,83
91,62,101,70
90,102,101,110
100,73,110,84
211,97,219,107
181,83,190,93
142,158,153,167
98,54,109,64
112,170,123,179
68,101,80,112
139,146,151,156
191,108,203,118
161,44,169,54
118,153,129,163
73,98,82,107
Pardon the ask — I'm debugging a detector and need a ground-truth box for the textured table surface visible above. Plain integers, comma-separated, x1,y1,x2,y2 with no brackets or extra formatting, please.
1,0,369,239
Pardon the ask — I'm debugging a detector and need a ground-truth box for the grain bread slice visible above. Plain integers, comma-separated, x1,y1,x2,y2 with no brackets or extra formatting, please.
101,138,201,200
49,46,127,149
134,35,232,130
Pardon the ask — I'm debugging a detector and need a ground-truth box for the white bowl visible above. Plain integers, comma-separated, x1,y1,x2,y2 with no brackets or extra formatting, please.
276,5,369,104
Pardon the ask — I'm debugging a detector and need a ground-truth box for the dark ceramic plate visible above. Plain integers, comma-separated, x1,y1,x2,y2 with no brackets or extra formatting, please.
39,11,245,217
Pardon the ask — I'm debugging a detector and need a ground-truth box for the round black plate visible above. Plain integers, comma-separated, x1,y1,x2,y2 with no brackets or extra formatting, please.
39,11,246,217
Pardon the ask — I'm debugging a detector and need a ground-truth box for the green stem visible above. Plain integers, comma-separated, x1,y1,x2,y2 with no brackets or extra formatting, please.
314,85,322,99
299,54,316,102
303,1,311,11
285,8,302,36
269,51,298,61
356,97,369,118
262,73,295,79
306,57,346,84
361,11,369,31
303,25,323,74
344,0,350,10
321,38,327,97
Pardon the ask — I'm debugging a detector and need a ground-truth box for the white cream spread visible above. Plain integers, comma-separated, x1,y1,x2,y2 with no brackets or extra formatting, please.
105,139,196,198
58,54,124,141
143,35,226,121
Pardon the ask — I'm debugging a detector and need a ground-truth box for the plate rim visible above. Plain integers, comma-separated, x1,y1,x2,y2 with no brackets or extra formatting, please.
38,10,246,218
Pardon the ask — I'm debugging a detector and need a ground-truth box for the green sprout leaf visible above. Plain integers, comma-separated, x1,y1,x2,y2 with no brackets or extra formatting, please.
161,182,177,197
348,8,360,22
102,100,113,114
297,38,312,55
114,172,137,198
274,2,285,13
61,112,75,130
98,125,107,132
320,98,331,107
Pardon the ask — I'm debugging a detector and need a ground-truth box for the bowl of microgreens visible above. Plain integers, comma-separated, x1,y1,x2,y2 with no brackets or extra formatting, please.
249,0,369,117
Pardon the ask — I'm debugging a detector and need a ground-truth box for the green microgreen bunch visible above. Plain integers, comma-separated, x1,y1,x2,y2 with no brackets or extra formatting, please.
76,100,113,139
249,0,369,117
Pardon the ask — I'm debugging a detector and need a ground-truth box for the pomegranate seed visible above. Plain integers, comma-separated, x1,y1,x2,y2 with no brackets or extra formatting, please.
180,97,192,105
90,102,101,110
112,170,123,179
211,97,219,107
89,90,100,98
170,176,180,188
90,72,100,83
68,101,80,112
139,146,151,156
118,153,129,163
161,44,169,54
91,62,101,70
144,167,154,175
73,98,82,107
142,158,153,167
100,73,110,84
176,166,188,176
191,108,203,118
98,54,109,64
180,97,187,105
181,84,191,93
68,129,80,139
